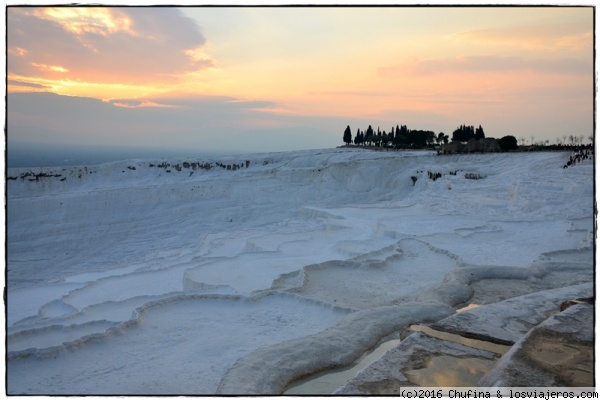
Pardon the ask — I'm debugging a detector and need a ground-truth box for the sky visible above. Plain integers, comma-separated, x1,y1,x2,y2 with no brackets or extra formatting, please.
5,4,595,156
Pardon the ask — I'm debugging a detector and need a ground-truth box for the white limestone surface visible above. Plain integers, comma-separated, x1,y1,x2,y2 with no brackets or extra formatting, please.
7,148,594,394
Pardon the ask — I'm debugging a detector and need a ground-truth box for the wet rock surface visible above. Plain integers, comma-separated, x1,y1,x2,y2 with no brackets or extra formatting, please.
430,283,592,345
335,283,593,395
480,303,594,387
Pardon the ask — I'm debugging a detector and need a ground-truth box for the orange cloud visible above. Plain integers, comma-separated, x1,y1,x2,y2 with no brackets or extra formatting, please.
31,7,135,37
111,100,178,109
8,79,51,94
31,62,69,73
7,7,212,99
451,22,592,52
8,47,28,57
7,71,169,100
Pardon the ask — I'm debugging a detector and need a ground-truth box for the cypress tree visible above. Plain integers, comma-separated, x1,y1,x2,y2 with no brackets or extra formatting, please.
343,125,352,144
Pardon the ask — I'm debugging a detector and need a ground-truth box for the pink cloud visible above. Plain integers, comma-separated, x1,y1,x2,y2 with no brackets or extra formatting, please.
378,55,592,77
7,7,212,85
111,100,179,109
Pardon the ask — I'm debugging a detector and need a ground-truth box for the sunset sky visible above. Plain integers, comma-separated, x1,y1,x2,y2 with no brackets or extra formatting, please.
6,4,595,155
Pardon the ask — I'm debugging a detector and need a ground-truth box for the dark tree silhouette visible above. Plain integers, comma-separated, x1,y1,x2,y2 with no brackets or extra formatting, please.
354,128,362,145
475,125,485,140
452,124,485,142
365,125,374,146
343,125,352,144
437,132,449,145
498,135,518,151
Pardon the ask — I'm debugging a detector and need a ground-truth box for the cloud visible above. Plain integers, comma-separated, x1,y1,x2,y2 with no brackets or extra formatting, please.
109,99,179,109
30,7,136,37
7,92,286,149
451,21,592,52
107,97,276,111
8,79,50,89
142,97,278,112
309,90,395,97
7,92,345,156
7,7,211,86
111,101,177,109
379,55,592,77
30,62,69,73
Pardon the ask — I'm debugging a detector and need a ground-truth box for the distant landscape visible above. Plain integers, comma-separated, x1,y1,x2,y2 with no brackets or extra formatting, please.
7,141,231,168
9,122,592,170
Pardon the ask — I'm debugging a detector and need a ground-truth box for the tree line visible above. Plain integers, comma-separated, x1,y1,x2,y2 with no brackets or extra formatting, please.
343,123,527,152
343,124,447,149
342,123,493,149
451,124,485,142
